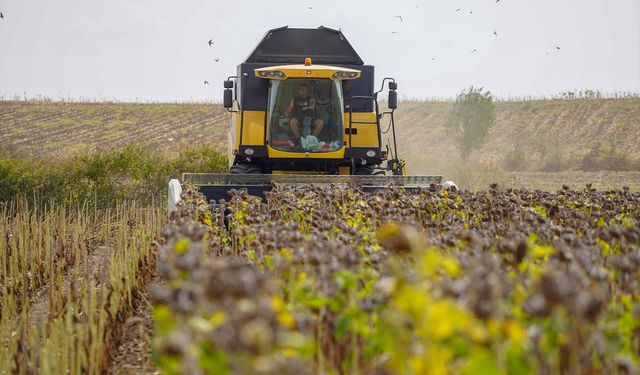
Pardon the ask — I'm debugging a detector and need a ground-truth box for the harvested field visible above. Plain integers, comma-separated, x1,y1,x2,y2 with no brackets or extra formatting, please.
0,200,162,374
0,101,228,158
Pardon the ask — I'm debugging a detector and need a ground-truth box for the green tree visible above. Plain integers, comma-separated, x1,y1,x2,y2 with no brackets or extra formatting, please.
446,86,496,159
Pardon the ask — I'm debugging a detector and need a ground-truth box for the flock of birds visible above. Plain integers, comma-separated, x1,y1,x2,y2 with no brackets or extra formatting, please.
204,39,219,85
387,3,562,59
0,6,565,86
200,2,563,85
0,6,565,87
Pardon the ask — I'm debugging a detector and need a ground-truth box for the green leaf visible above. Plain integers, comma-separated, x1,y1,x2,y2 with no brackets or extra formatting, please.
461,348,502,375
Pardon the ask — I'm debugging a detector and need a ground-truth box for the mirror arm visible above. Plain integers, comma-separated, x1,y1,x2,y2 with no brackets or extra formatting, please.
375,77,396,95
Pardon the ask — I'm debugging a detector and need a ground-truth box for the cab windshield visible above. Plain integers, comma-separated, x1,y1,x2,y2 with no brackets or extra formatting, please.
266,78,344,152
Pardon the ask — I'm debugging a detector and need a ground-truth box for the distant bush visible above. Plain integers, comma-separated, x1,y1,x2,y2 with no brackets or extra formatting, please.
541,151,569,172
0,146,227,206
446,87,496,159
581,142,637,171
503,146,528,171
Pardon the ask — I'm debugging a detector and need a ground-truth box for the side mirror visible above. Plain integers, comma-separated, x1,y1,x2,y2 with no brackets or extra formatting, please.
388,90,397,110
223,80,234,88
388,81,398,90
223,89,233,108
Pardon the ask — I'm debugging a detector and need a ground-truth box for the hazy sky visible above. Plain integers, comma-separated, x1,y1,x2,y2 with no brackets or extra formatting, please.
0,0,639,102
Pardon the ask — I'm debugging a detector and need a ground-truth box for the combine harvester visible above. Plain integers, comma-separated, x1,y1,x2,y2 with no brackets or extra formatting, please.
169,26,448,211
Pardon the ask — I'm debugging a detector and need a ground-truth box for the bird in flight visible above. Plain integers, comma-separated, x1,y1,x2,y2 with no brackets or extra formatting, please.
391,31,397,34
456,8,461,12
431,57,436,61
214,58,220,62
493,30,498,37
471,49,478,53
0,12,4,19
469,10,474,14
308,6,313,9
555,46,561,50
208,39,214,47
395,15,403,22
204,81,209,85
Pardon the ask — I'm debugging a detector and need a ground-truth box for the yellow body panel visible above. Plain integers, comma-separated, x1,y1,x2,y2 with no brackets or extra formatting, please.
343,112,379,148
255,65,361,80
230,110,265,147
228,110,265,168
338,166,350,175
266,146,345,159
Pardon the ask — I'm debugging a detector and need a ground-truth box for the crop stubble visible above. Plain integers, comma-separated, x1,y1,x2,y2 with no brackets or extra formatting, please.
0,201,163,374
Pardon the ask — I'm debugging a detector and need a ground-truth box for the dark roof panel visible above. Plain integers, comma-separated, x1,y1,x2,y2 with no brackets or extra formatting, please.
245,26,364,65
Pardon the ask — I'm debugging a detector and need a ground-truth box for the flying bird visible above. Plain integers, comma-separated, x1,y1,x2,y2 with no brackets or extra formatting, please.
555,46,561,50
208,39,214,47
307,6,312,9
493,30,498,37
391,31,397,34
431,57,436,61
0,12,4,19
471,49,478,53
214,58,220,62
395,15,403,22
204,81,209,85
456,8,461,12
469,10,474,14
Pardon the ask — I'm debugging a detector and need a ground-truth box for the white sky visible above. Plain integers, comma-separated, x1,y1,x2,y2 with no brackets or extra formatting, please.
0,0,639,102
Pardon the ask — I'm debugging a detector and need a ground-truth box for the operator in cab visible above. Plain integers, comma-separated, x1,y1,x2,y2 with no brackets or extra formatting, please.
282,83,324,140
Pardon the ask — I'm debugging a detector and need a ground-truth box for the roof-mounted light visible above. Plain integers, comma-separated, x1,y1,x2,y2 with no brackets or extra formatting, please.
304,57,312,66
257,70,285,79
332,71,359,80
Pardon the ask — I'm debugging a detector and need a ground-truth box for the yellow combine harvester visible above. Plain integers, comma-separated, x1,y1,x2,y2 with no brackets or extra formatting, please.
170,26,442,207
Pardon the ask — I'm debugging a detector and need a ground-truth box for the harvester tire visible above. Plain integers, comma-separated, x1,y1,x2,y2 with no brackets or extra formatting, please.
354,166,374,175
230,164,262,174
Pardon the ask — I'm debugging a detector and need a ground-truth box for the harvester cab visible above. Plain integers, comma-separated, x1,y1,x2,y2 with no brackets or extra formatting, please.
169,26,443,209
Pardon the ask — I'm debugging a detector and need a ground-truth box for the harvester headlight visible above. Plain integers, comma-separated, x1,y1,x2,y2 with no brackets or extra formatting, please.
244,148,255,156
366,150,376,157
333,71,357,79
268,71,276,77
259,71,268,77
276,71,285,77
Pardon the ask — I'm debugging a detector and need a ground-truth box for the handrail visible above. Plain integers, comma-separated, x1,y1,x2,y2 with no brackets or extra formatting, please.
347,96,380,148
